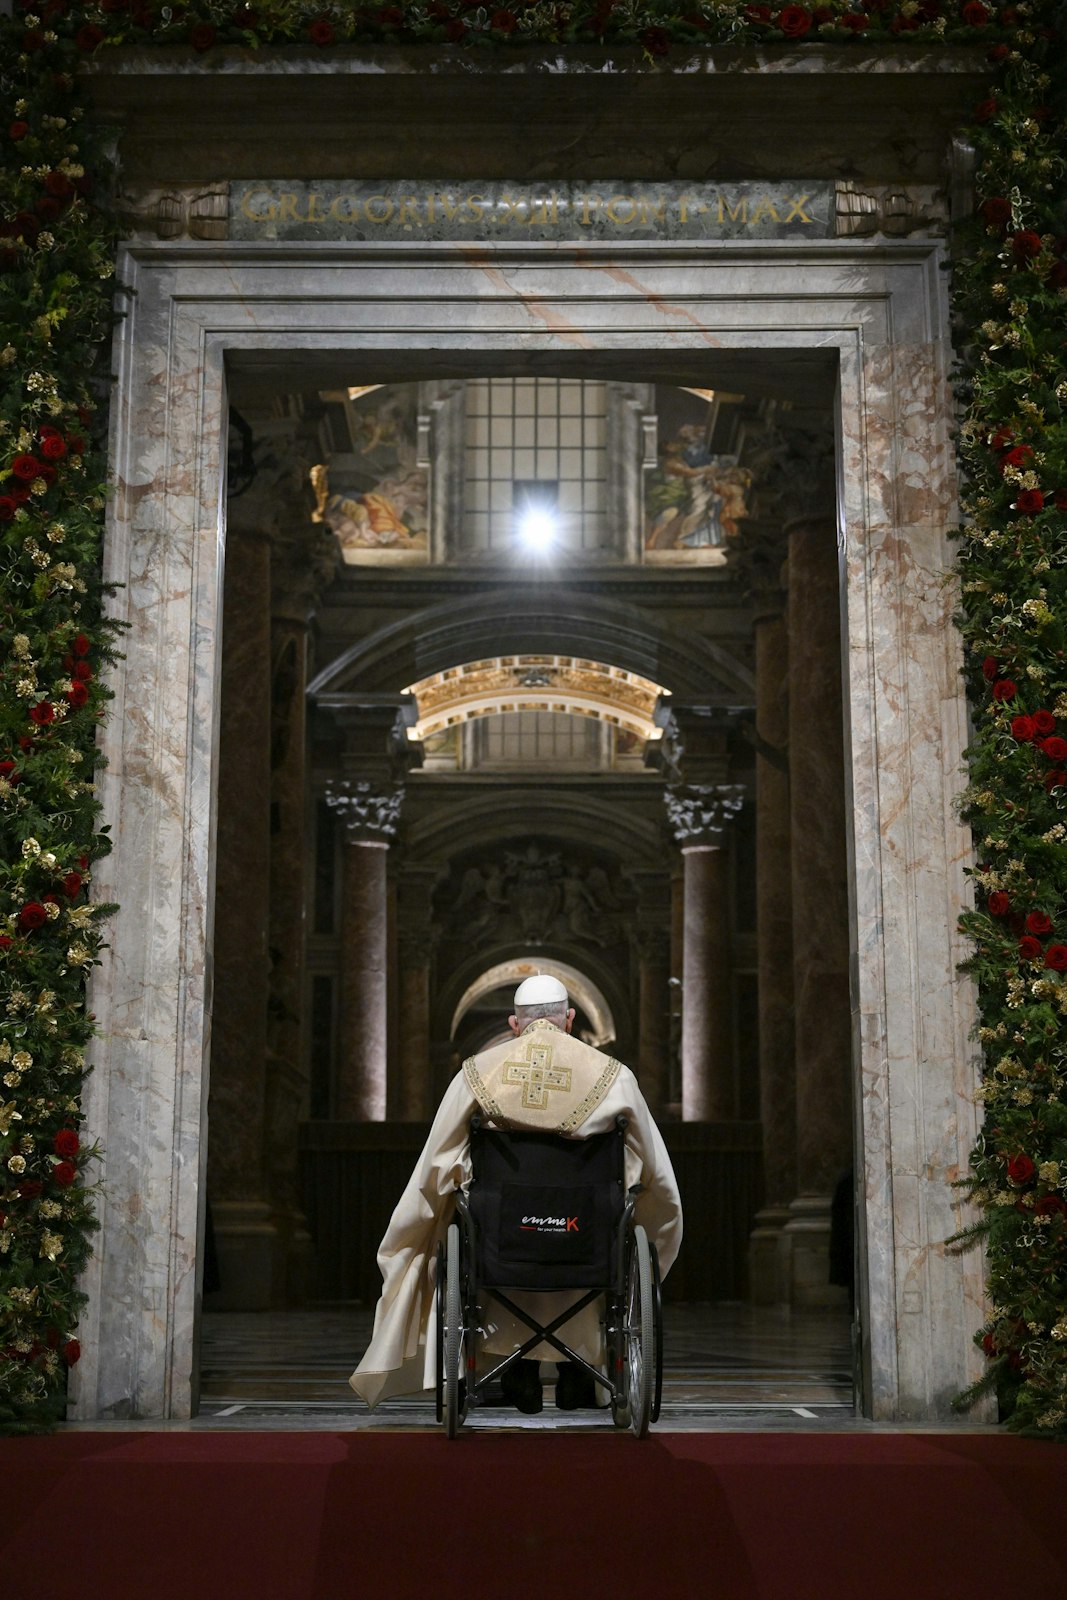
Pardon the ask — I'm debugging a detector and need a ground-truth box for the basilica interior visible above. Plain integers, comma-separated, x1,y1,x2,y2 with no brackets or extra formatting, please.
204,358,855,1397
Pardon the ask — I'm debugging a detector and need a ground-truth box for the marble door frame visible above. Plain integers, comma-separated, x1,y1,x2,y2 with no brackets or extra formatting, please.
69,237,987,1422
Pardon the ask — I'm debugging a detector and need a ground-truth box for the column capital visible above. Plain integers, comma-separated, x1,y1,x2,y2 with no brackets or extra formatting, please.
665,783,746,848
326,779,404,844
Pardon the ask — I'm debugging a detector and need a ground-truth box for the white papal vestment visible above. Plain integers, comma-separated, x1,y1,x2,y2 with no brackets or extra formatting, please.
350,1020,683,1408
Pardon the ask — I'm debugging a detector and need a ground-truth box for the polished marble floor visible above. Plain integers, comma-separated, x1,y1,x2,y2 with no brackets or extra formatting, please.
183,1301,870,1432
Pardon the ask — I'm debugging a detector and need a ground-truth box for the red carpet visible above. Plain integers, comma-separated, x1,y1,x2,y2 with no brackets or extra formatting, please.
2,1430,1063,1599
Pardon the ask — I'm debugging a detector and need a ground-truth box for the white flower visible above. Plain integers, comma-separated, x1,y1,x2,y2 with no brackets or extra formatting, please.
22,837,41,859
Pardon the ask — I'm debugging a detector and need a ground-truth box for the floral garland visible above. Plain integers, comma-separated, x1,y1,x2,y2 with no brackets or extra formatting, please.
1,1,1064,1434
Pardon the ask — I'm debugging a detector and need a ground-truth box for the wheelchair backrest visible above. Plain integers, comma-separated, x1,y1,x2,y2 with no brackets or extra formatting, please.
468,1119,626,1289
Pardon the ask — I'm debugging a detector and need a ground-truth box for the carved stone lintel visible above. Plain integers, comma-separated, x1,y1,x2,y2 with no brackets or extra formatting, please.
325,780,403,844
835,181,946,239
115,182,230,241
665,783,745,848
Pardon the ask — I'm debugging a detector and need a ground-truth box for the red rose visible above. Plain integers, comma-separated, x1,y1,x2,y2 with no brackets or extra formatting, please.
444,16,467,37
35,197,61,223
1015,489,1044,514
1011,229,1043,262
988,42,1009,61
990,426,1014,450
1049,263,1067,291
18,902,47,931
1055,490,1067,511
11,454,40,480
1007,1153,1035,1184
1041,736,1067,761
992,679,1017,701
987,892,1011,916
39,433,67,460
76,23,105,49
0,497,17,521
67,433,86,455
73,632,91,656
52,1161,77,1188
981,196,1012,228
974,98,998,123
377,4,405,24
1035,1195,1067,1219
29,700,55,725
1018,935,1042,961
1010,714,1035,742
981,1331,997,1356
73,661,93,681
44,170,72,200
1044,944,1067,971
962,0,990,22
63,871,83,898
189,22,216,49
308,16,335,42
1026,910,1052,935
745,4,772,18
489,6,518,28
9,121,29,141
982,656,999,681
62,1339,81,1366
1046,770,1067,793
1000,445,1032,471
17,1179,43,1199
840,11,870,27
776,4,812,32
1032,710,1056,735
639,24,671,52
37,463,57,486
54,1129,80,1157
67,682,89,708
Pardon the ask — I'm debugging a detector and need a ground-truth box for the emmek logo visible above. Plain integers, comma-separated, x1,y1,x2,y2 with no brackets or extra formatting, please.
519,1215,581,1232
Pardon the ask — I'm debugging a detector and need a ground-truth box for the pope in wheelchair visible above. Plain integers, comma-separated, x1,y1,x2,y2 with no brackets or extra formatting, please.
351,974,683,1437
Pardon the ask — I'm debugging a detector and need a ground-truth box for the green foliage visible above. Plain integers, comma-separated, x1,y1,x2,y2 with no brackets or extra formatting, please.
2,0,1065,1431
949,10,1067,1438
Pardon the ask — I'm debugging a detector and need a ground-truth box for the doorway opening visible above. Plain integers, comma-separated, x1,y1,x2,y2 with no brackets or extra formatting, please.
201,363,856,1423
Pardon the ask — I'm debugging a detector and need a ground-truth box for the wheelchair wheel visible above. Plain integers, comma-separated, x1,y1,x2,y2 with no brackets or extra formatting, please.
624,1224,655,1439
442,1222,467,1438
434,1241,446,1424
650,1236,664,1425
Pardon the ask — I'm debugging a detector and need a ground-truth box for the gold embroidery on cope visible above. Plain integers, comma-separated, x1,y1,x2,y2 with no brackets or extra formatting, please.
502,1042,573,1110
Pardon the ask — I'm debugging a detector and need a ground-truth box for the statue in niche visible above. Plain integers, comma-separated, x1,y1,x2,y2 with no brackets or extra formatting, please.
505,844,562,943
442,847,630,951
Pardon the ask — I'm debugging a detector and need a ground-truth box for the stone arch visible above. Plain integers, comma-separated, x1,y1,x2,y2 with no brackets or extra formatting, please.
307,585,755,705
450,957,617,1049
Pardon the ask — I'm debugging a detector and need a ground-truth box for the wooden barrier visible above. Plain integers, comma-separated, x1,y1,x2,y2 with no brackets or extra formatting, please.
298,1120,764,1303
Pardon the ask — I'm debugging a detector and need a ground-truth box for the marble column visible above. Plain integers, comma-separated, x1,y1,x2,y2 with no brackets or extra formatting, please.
326,782,404,1121
748,590,798,1304
207,516,279,1310
781,518,853,1308
629,871,672,1116
396,867,439,1122
665,785,744,1122
264,525,332,1303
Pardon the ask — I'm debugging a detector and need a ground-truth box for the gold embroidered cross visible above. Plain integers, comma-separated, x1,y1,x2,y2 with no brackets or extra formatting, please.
502,1044,572,1110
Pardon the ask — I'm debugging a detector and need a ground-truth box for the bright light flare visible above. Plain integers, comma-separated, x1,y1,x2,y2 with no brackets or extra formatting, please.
517,505,558,551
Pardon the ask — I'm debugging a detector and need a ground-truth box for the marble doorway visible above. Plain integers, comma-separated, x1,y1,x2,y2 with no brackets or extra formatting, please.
71,237,985,1425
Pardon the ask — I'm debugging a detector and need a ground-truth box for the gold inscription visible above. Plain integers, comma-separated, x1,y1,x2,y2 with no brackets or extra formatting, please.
237,187,822,232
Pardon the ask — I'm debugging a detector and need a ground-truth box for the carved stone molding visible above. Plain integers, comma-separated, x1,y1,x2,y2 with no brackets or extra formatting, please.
115,183,230,241
325,780,404,844
665,783,746,848
835,181,947,238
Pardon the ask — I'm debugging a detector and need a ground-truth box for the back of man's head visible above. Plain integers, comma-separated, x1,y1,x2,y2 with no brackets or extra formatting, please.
511,973,571,1035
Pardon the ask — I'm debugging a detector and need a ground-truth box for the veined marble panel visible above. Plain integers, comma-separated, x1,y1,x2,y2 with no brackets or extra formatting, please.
71,236,986,1425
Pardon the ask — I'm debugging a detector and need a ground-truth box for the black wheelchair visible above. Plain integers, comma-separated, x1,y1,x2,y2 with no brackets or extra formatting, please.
435,1113,663,1439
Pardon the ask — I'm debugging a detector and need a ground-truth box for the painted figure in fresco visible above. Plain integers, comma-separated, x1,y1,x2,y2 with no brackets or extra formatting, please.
312,387,429,552
645,424,752,553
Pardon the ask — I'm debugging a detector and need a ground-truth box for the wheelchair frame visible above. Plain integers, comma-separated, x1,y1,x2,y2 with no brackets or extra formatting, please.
434,1114,664,1439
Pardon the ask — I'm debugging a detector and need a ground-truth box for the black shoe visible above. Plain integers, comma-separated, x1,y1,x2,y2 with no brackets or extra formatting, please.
555,1362,598,1410
500,1359,543,1415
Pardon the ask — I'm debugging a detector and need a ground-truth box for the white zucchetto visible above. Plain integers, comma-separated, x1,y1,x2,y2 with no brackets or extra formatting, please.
513,974,568,1007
